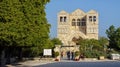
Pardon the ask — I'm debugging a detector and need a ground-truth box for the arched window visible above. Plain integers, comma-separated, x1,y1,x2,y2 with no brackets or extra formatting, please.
77,19,81,26
82,18,85,21
89,16,92,22
64,16,67,22
82,22,86,26
60,16,63,22
72,19,76,26
93,16,96,22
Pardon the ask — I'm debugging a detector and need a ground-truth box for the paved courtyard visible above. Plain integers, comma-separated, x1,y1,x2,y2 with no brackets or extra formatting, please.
34,61,120,67
5,59,120,67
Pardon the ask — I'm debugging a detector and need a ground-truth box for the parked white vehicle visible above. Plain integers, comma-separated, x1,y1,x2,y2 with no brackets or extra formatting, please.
110,54,120,60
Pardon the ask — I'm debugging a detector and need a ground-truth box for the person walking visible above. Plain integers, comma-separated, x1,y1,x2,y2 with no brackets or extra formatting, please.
71,52,74,60
67,51,70,60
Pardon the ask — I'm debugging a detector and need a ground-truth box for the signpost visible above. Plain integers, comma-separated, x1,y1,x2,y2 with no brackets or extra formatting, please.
43,49,52,56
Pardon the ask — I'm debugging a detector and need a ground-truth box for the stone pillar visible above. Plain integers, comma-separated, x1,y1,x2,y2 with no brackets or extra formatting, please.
54,45,61,52
54,45,61,61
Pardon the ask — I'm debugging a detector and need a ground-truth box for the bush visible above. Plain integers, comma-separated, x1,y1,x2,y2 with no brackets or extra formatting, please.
54,52,59,57
75,51,80,57
84,50,106,58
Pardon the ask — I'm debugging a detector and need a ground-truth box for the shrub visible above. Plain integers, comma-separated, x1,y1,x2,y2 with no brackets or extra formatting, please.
84,50,106,58
54,52,59,57
75,51,80,57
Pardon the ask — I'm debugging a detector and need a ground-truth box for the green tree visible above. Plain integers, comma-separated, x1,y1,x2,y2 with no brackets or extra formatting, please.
114,27,120,50
106,25,120,50
51,38,62,45
78,39,101,52
78,39,105,58
106,25,116,49
78,39,88,52
98,37,109,50
0,0,51,65
88,39,101,50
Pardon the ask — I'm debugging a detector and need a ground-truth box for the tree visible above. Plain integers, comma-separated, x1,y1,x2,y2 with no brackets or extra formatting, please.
78,39,88,52
106,25,116,49
51,38,62,45
106,25,120,50
88,39,101,50
0,0,51,65
78,39,106,58
98,37,109,50
114,27,120,50
78,39,101,51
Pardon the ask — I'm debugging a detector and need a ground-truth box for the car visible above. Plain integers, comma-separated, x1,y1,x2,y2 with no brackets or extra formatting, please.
110,54,120,60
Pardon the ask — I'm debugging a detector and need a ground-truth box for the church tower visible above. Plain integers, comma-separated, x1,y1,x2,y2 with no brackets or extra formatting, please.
57,9,99,51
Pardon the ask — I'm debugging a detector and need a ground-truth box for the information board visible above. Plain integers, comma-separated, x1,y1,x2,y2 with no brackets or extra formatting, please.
43,49,52,56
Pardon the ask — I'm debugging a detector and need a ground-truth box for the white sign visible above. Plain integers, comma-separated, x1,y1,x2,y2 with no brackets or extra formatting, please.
43,49,52,56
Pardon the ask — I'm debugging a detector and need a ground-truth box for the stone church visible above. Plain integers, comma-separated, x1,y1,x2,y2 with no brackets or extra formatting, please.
55,9,98,53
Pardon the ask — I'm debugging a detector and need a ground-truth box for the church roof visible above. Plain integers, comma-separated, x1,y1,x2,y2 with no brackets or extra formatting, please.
58,9,98,15
71,9,85,15
58,10,68,14
87,10,97,14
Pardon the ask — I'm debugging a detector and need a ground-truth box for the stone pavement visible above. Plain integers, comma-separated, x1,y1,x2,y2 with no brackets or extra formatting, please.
5,59,118,67
5,59,56,67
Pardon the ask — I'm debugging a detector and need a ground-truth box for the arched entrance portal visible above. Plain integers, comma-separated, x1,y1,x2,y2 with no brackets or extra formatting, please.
60,37,83,60
72,37,83,45
59,31,86,60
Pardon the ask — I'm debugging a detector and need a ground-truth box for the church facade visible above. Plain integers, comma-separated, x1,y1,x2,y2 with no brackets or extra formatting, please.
57,9,99,52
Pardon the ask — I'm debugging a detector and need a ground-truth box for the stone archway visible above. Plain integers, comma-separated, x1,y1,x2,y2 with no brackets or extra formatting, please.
67,30,87,45
62,31,87,53
56,31,87,60
72,36,83,45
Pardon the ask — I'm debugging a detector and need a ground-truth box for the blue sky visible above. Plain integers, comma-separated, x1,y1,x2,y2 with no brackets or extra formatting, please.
45,0,120,38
